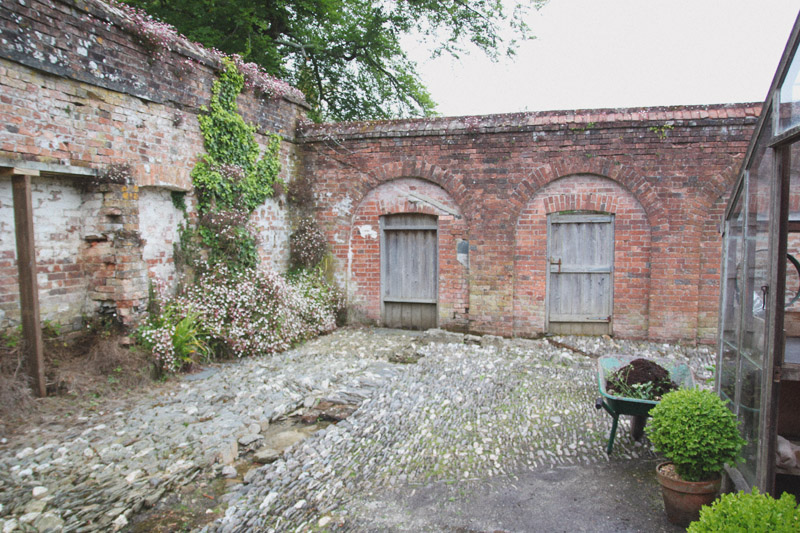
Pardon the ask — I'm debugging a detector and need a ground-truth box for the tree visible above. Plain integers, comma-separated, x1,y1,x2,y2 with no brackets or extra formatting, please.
122,0,546,122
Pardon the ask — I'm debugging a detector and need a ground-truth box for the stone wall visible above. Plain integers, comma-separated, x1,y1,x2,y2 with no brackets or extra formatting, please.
300,105,758,342
0,0,306,331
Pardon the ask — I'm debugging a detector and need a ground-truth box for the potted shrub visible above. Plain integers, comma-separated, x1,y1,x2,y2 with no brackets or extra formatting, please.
645,388,746,526
687,489,800,532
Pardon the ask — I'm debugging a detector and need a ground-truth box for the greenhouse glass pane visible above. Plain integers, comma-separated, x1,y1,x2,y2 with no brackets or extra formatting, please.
736,117,773,486
737,356,761,486
779,47,800,133
719,191,744,405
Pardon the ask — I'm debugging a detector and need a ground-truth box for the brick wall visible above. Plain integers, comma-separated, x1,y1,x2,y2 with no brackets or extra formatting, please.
343,178,469,329
0,177,88,331
0,0,306,331
139,187,184,289
0,0,762,342
301,105,759,342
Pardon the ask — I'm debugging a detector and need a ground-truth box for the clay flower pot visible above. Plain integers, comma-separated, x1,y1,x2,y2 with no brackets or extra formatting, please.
655,462,721,526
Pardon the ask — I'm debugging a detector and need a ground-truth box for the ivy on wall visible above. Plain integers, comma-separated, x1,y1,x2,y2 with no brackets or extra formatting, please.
189,58,282,271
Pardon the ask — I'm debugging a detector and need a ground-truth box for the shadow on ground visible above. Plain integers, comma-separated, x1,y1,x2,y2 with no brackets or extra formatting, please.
349,458,683,533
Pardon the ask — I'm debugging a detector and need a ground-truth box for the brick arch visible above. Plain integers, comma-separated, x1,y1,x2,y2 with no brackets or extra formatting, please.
511,157,659,227
697,159,742,210
513,174,651,338
350,161,470,224
343,178,469,330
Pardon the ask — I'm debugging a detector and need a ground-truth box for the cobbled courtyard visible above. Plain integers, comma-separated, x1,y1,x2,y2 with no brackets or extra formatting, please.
0,328,714,532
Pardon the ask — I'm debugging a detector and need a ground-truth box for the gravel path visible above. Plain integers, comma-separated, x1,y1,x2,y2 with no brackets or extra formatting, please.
0,328,714,532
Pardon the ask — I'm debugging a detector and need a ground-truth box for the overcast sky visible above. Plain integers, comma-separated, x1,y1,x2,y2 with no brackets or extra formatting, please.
404,0,800,117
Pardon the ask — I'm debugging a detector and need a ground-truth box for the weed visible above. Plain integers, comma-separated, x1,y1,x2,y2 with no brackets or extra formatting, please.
649,124,674,140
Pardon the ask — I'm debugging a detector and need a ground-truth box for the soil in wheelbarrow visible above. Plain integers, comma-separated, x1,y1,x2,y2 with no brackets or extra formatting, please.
607,358,678,400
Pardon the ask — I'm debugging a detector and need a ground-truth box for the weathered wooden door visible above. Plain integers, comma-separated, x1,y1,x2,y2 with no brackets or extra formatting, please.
381,214,438,329
546,212,614,335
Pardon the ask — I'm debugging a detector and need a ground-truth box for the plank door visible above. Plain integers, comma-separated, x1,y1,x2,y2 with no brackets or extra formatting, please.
546,213,615,335
381,214,438,329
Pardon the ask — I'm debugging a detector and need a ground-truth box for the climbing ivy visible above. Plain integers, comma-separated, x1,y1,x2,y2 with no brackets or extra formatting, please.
190,58,282,270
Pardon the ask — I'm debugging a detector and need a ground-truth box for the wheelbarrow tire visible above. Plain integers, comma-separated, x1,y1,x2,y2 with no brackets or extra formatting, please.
630,415,647,441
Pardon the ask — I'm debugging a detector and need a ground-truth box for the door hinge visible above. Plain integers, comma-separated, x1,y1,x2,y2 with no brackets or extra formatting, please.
774,365,782,382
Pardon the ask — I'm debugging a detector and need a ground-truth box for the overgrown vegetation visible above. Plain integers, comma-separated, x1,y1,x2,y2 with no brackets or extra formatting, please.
136,60,343,373
137,266,343,372
290,216,328,270
122,0,547,121
191,58,282,272
0,318,152,427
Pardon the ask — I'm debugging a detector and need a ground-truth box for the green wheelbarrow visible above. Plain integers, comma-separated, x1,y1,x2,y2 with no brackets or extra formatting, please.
594,355,695,454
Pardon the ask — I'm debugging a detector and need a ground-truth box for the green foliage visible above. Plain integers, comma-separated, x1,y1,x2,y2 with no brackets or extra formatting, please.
122,0,546,121
606,376,659,401
170,191,187,212
193,60,281,213
649,124,674,140
688,489,800,532
138,267,343,371
189,59,282,271
136,300,211,372
171,312,211,367
646,388,746,482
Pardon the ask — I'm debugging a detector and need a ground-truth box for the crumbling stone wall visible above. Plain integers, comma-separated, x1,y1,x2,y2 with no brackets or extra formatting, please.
300,106,759,342
0,0,306,331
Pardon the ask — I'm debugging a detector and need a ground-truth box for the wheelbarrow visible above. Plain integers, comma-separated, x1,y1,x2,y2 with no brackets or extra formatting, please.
594,354,695,454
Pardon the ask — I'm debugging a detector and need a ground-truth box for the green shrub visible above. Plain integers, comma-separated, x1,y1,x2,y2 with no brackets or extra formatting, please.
688,489,800,532
646,388,745,482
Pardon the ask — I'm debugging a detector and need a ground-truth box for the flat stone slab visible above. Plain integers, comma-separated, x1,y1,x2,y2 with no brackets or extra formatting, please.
253,447,281,464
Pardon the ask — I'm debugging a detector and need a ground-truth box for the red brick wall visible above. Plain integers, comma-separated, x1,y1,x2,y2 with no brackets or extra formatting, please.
0,0,763,343
513,174,651,338
343,178,469,329
301,106,759,342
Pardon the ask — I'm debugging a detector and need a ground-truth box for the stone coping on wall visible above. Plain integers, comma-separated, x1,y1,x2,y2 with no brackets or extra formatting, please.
299,102,762,141
0,0,307,112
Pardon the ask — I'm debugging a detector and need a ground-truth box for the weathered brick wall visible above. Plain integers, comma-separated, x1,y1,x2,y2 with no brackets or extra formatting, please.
344,178,469,329
0,177,88,331
139,187,185,289
0,0,762,343
0,0,307,331
513,175,651,338
301,105,759,342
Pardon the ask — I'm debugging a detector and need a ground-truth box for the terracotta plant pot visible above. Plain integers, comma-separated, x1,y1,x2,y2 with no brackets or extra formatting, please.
655,462,721,527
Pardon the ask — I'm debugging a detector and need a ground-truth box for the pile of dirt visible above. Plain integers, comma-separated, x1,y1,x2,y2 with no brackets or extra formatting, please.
607,358,678,400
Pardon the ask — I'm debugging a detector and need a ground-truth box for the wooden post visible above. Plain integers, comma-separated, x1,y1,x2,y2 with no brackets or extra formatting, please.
5,168,46,397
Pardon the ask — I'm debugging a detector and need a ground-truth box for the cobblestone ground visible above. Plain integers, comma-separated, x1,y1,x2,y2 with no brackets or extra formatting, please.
0,327,714,532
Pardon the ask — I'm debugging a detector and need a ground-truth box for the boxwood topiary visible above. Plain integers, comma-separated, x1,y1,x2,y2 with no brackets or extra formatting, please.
646,388,745,482
687,489,800,532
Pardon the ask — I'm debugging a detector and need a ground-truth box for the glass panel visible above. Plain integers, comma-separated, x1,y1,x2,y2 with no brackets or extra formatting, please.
738,356,761,484
719,189,744,405
737,116,773,486
787,141,800,368
779,46,800,133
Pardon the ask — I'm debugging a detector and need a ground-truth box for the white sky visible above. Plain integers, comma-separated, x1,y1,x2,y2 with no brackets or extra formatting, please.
404,0,800,117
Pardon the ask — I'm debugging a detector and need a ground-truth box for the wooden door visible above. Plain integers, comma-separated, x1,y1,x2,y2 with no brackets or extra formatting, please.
546,213,614,335
381,214,438,329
